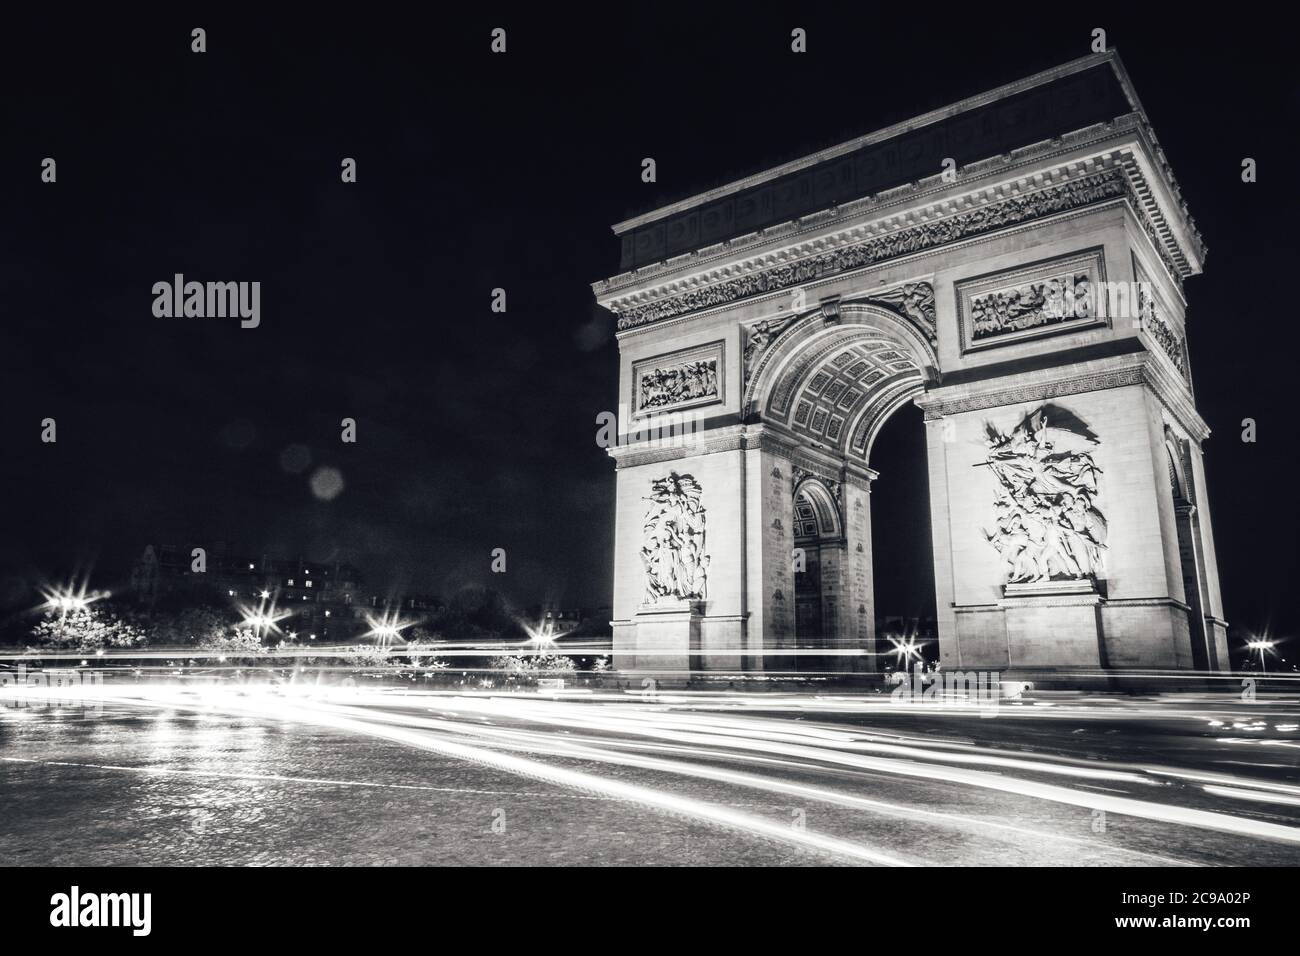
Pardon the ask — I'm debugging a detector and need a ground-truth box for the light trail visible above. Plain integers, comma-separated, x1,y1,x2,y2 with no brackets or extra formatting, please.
0,756,609,800
1202,785,1300,808
301,691,1300,845
287,701,1189,865
6,683,911,866
6,678,1300,863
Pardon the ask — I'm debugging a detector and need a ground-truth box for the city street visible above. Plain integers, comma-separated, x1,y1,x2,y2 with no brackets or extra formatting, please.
4,679,1299,866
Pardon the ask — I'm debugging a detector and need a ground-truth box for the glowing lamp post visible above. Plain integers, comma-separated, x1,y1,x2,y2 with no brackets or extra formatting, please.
364,613,411,650
1247,639,1275,673
42,584,107,643
888,635,925,669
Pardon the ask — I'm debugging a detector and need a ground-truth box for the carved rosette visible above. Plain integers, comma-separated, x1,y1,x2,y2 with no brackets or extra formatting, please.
981,405,1108,586
640,472,708,603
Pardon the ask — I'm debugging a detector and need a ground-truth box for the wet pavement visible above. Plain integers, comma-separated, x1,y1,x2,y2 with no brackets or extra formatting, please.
3,682,1300,866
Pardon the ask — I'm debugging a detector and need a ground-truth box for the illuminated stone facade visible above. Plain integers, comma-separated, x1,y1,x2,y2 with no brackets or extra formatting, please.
595,52,1226,678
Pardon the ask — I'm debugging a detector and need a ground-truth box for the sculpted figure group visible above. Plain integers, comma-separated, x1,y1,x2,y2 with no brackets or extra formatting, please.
638,360,718,411
983,408,1108,584
640,472,709,603
971,272,1093,340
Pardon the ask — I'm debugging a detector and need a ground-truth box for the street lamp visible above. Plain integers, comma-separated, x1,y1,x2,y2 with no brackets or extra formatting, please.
1247,639,1275,673
364,612,412,646
244,613,275,634
237,594,288,641
888,634,925,668
41,583,108,643
42,584,106,614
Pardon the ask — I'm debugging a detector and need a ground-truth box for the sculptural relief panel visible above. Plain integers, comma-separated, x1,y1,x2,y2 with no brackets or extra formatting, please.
957,248,1108,353
981,405,1109,586
1133,254,1189,381
640,472,709,603
631,342,724,416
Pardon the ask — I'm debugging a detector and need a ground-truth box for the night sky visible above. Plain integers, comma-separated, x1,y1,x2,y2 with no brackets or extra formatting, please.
1,11,1295,644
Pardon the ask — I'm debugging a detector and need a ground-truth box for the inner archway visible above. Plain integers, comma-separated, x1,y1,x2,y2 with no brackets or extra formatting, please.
792,476,842,672
868,401,937,669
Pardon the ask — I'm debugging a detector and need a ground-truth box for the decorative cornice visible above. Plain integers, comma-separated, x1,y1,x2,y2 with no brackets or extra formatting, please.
603,159,1184,334
596,109,1201,306
606,421,873,472
605,423,799,469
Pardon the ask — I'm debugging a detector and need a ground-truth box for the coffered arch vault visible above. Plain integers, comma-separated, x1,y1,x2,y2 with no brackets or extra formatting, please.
745,301,939,465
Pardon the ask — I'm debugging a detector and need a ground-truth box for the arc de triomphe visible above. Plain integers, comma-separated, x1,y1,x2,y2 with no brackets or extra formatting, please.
594,51,1226,679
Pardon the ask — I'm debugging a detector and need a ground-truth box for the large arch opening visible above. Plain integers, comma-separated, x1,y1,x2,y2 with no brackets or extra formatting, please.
748,299,939,673
868,401,937,669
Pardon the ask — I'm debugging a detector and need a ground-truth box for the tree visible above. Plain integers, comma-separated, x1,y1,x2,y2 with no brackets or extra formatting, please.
490,653,575,675
402,642,449,670
425,587,526,641
348,645,390,668
32,606,147,651
199,627,263,654
147,606,233,647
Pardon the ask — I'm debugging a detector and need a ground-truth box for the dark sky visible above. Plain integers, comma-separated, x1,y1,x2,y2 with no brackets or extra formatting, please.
1,10,1295,641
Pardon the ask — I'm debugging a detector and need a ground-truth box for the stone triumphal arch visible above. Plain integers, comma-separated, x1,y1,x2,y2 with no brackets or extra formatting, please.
594,52,1227,679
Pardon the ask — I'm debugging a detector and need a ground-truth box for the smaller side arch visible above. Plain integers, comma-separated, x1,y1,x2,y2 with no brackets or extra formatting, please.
793,477,842,540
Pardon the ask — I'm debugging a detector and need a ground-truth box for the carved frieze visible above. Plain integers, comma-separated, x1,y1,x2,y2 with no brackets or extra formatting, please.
640,472,708,603
957,248,1107,352
981,405,1108,585
614,168,1131,331
632,342,723,416
971,272,1092,339
1134,256,1188,380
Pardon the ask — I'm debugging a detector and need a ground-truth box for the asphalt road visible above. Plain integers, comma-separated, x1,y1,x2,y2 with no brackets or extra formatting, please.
3,680,1300,866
